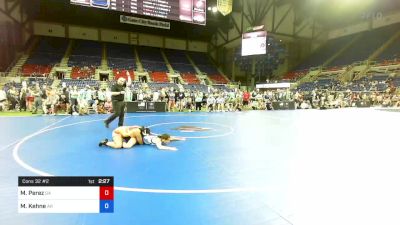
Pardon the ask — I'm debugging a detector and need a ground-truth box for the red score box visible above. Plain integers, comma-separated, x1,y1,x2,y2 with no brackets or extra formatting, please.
99,186,114,200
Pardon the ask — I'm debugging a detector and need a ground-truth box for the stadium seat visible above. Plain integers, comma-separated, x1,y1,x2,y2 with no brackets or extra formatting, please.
68,40,102,67
189,52,230,83
181,73,200,84
107,43,136,70
22,64,52,76
136,46,168,72
150,72,169,83
164,49,197,74
208,74,229,84
70,67,96,80
22,37,69,76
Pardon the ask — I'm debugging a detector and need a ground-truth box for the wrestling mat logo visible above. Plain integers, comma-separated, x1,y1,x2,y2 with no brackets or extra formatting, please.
173,126,211,133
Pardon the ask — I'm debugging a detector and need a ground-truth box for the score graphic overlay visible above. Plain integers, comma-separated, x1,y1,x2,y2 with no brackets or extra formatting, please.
241,31,267,56
71,0,206,25
18,177,114,213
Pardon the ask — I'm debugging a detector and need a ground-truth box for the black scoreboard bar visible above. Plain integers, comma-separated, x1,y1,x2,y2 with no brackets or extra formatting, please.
18,176,114,186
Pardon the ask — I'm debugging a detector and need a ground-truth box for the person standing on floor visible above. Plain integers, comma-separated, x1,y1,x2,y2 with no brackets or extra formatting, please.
104,72,132,128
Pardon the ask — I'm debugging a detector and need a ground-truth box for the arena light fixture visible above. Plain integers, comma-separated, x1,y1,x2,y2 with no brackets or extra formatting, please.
217,0,233,16
196,0,204,8
212,6,218,13
314,0,375,9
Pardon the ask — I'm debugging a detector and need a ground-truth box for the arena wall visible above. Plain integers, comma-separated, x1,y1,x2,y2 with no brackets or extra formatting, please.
33,21,208,52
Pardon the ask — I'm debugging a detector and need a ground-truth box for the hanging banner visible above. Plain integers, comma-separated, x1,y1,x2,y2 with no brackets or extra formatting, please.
120,15,170,30
217,0,232,16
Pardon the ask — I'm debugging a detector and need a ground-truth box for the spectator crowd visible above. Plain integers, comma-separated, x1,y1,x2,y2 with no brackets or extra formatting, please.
1,77,399,115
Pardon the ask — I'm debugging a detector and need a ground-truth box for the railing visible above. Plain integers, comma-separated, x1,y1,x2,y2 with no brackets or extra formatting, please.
371,58,400,67
310,66,322,71
0,72,24,78
5,56,20,73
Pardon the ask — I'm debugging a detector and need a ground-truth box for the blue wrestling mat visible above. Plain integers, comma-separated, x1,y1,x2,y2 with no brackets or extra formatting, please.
1,109,399,225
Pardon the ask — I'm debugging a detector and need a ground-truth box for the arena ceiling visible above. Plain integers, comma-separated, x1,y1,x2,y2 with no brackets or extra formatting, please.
33,0,229,42
279,0,400,28
23,0,400,42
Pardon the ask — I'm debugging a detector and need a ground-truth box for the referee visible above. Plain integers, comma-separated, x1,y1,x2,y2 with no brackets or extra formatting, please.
104,73,132,128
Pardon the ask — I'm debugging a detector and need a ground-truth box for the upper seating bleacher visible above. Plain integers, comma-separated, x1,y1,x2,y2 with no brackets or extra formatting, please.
189,52,219,74
285,34,356,80
295,34,357,71
376,31,400,62
329,24,400,67
26,37,68,65
165,50,199,83
164,49,196,73
189,52,228,84
107,43,136,80
107,43,135,70
164,49,199,84
172,63,197,74
285,24,400,81
136,46,167,72
141,61,168,72
23,37,68,76
68,40,102,67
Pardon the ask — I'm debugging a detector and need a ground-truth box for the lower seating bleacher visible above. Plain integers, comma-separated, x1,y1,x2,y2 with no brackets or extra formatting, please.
296,73,397,92
208,74,228,84
181,73,200,84
61,79,99,88
70,67,96,79
27,77,53,87
282,70,308,81
150,72,169,83
22,64,52,76
147,82,178,91
213,85,231,92
182,84,208,93
370,74,389,82
108,80,142,90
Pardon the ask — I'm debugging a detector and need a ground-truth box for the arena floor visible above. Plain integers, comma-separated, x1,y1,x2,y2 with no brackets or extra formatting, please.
0,108,399,225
